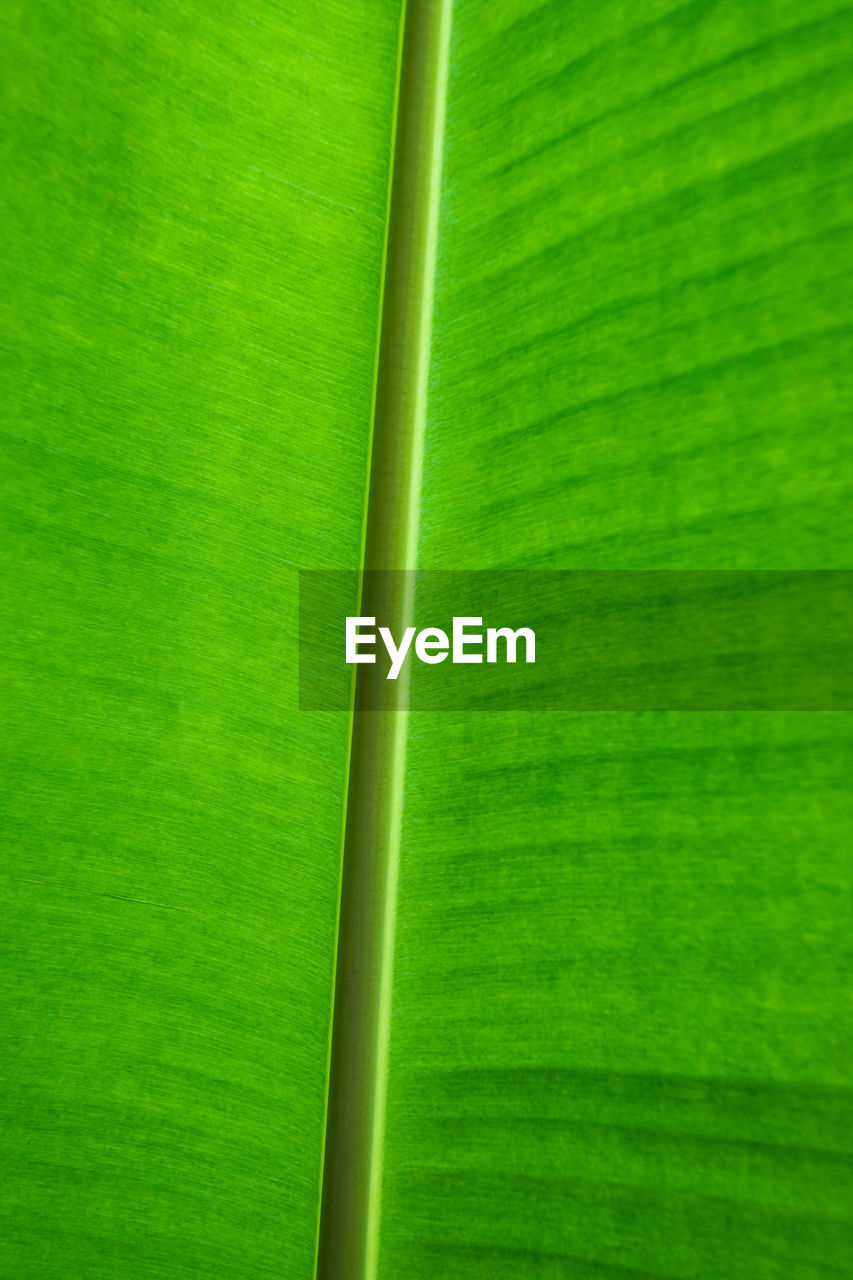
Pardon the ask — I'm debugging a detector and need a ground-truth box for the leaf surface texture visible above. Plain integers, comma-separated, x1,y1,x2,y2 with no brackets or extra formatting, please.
0,2,401,1275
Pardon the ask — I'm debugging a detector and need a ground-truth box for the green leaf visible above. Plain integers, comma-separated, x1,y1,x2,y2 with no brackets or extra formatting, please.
357,2,853,1278
0,2,402,1276
3,2,852,1279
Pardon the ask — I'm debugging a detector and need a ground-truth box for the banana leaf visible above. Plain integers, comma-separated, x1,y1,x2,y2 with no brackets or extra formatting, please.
2,2,852,1278
0,2,402,1275
369,2,853,1277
